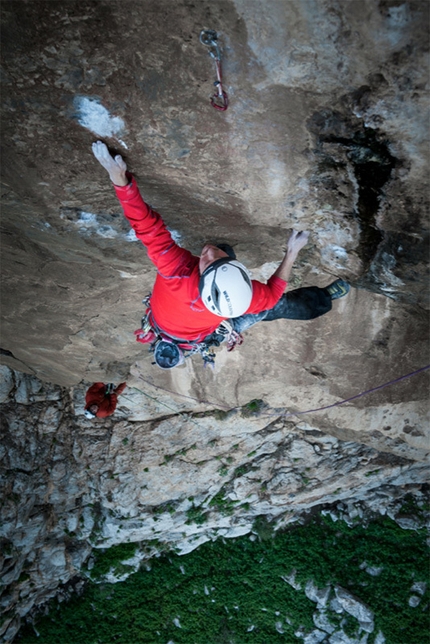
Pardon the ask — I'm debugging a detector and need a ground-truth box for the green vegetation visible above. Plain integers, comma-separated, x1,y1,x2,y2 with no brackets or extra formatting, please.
86,542,138,580
17,572,30,584
161,453,174,464
152,501,177,516
300,474,310,486
161,443,199,466
185,504,208,525
17,514,429,644
399,493,429,515
241,399,265,417
234,463,251,477
212,409,229,421
209,490,240,516
194,409,229,421
1,539,14,556
252,515,275,542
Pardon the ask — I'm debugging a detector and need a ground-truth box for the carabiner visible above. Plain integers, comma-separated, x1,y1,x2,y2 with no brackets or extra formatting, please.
211,78,228,111
200,29,228,111
200,29,219,54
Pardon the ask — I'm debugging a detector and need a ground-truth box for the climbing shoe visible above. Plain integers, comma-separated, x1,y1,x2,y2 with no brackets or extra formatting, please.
325,279,350,300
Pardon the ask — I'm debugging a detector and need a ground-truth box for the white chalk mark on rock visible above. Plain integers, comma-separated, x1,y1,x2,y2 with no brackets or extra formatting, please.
74,97,128,148
124,228,139,242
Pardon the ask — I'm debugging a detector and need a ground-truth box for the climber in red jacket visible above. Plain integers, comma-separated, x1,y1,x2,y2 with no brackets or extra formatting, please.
84,382,127,419
91,142,349,368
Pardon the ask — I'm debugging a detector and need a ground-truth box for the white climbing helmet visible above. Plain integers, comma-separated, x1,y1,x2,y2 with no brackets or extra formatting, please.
199,258,253,317
84,409,96,420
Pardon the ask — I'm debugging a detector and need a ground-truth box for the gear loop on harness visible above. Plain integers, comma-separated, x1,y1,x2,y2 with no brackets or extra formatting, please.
200,29,228,112
134,299,218,368
134,294,245,368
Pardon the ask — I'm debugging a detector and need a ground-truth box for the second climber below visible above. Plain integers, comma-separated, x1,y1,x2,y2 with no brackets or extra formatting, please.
92,141,349,369
84,382,127,419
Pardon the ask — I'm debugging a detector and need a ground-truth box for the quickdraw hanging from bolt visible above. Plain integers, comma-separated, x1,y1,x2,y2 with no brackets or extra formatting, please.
200,29,228,112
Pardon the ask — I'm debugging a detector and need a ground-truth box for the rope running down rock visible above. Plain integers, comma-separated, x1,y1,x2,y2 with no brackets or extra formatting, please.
138,364,430,418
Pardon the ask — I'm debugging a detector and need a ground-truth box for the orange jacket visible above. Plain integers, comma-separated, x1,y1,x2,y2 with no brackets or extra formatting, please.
85,382,126,418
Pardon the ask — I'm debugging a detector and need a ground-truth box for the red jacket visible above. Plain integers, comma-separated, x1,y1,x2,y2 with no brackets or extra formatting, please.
85,382,126,418
114,177,287,341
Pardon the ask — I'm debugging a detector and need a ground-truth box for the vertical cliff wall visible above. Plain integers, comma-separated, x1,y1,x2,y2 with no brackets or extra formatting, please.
1,0,428,391
1,0,429,641
1,366,428,642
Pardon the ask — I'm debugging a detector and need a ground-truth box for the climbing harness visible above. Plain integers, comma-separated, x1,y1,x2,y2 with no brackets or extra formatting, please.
134,296,218,369
200,29,228,111
133,296,244,369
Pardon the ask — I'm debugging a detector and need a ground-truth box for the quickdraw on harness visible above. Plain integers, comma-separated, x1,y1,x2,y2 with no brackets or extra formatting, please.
134,296,243,369
215,319,244,352
200,29,228,111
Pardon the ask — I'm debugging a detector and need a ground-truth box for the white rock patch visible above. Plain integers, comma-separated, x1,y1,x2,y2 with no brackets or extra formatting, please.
74,96,128,148
71,210,137,242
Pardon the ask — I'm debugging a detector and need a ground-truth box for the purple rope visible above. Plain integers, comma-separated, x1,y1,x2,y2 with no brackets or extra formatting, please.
278,363,430,419
138,364,430,418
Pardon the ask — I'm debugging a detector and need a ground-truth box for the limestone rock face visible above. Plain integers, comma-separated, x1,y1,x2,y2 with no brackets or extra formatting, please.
0,0,429,641
1,367,428,641
0,0,428,388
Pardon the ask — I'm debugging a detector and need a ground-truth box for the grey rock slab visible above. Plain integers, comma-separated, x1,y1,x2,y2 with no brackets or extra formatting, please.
303,629,327,644
411,581,427,595
281,569,302,591
39,545,67,570
408,594,421,608
14,373,43,404
313,611,336,635
329,631,361,644
329,597,344,614
395,517,421,530
358,620,374,634
0,365,14,402
39,406,62,432
1,562,23,586
334,586,374,628
2,616,21,643
305,580,331,608
359,561,383,576
66,543,92,571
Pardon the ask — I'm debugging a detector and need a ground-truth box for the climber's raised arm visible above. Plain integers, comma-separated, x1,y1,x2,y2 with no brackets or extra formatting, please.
272,230,310,286
91,141,194,277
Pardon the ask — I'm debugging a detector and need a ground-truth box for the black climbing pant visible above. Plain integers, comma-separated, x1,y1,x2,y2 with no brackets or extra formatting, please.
231,286,332,333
